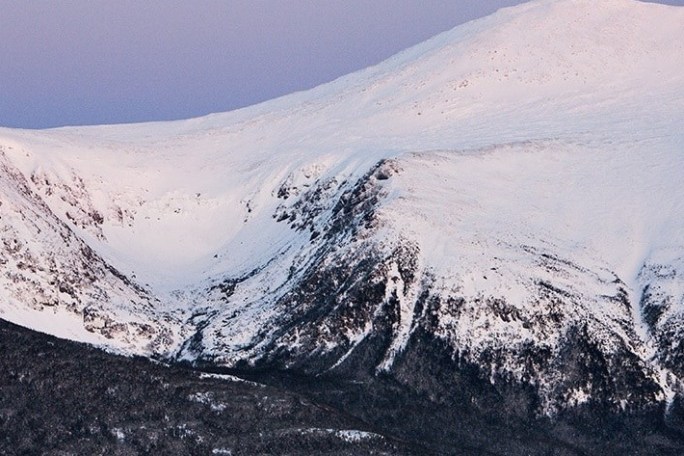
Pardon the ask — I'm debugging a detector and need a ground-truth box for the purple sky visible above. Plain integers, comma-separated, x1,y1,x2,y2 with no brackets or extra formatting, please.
1,0,682,129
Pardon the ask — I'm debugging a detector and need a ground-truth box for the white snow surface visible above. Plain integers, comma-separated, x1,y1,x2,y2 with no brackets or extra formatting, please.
0,0,683,399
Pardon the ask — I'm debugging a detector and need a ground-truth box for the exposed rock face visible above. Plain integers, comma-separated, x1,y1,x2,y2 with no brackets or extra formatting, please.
185,159,673,421
638,259,684,391
0,149,181,354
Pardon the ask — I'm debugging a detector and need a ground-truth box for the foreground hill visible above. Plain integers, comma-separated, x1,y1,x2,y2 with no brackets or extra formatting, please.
0,319,414,455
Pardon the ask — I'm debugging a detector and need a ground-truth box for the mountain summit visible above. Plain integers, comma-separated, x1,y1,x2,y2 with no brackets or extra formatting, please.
1,0,683,440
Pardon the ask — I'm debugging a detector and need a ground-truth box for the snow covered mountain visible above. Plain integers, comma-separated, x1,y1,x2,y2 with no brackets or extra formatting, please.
1,0,683,421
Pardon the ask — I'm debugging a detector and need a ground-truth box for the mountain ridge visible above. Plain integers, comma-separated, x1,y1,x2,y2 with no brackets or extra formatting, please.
0,0,683,425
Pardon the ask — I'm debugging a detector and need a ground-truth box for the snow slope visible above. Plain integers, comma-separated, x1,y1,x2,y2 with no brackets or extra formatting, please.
0,0,683,413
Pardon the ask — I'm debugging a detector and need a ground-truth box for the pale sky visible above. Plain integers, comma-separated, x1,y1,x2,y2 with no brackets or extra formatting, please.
1,0,682,129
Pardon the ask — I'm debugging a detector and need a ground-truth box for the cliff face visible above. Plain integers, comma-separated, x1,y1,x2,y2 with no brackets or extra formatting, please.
0,148,182,353
186,150,682,420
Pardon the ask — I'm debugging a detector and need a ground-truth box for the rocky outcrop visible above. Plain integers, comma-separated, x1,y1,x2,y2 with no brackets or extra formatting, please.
181,158,682,425
0,149,180,354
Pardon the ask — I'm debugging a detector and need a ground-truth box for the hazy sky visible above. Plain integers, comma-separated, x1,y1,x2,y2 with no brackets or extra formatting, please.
1,0,682,129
